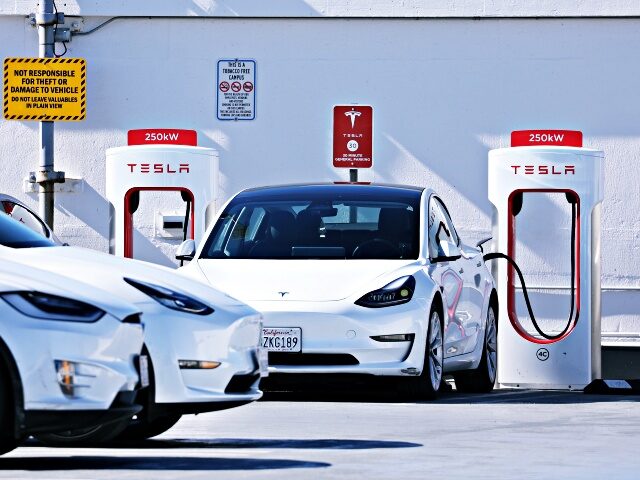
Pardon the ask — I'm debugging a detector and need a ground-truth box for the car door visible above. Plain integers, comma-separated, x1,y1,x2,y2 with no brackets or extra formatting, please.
427,195,470,359
434,197,486,356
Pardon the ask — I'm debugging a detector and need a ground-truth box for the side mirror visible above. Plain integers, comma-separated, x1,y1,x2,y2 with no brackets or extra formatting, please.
476,236,492,254
176,239,196,262
433,239,462,262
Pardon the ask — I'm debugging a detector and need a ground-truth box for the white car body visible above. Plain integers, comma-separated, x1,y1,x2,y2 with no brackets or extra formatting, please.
0,258,143,445
0,214,264,423
181,184,497,389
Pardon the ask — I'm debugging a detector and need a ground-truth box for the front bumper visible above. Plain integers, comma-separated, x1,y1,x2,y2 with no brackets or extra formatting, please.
22,391,142,436
141,303,263,406
2,308,143,412
254,299,430,376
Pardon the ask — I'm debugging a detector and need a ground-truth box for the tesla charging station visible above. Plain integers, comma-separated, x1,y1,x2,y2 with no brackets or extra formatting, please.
488,130,604,390
106,129,218,265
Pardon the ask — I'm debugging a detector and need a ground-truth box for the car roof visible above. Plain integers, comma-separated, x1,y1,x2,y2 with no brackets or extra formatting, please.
236,183,425,202
0,193,23,204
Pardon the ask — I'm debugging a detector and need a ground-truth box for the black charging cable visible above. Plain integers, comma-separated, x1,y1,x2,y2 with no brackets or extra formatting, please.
483,199,578,340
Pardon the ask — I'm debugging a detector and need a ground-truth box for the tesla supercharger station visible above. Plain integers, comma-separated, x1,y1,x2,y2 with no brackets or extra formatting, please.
106,129,218,264
488,130,604,390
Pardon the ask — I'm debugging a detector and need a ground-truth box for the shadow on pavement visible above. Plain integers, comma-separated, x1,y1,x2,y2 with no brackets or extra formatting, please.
24,437,422,451
433,390,640,405
118,438,421,450
260,378,640,405
0,456,330,471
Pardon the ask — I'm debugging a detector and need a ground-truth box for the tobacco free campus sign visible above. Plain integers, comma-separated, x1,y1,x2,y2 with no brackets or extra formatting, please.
3,57,86,121
217,59,255,120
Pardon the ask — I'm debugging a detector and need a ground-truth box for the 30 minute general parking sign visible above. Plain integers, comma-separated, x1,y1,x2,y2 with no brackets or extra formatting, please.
217,59,255,121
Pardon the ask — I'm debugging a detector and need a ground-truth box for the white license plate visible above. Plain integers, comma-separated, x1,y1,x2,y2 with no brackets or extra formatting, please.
262,327,301,352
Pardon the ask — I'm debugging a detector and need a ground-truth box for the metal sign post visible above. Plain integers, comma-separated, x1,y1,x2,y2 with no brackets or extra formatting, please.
4,3,83,231
36,0,58,228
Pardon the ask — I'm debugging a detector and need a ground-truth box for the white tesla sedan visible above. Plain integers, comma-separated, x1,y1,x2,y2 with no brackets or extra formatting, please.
179,184,498,398
0,256,144,454
0,212,265,442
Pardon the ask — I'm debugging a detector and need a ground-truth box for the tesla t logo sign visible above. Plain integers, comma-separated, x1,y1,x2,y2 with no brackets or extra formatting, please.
511,165,575,175
333,105,373,169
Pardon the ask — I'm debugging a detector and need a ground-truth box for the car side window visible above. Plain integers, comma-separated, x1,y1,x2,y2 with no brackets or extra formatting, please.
208,206,267,257
427,196,458,259
1,202,49,239
437,198,459,246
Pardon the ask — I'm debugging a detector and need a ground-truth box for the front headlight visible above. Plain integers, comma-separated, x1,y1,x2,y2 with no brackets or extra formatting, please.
355,276,416,308
1,292,105,322
124,278,214,315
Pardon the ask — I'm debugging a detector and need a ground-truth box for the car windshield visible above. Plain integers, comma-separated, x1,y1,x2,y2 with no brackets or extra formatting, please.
201,186,421,260
0,212,56,248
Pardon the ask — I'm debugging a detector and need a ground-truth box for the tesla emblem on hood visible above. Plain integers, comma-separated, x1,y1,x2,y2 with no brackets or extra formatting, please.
278,292,289,298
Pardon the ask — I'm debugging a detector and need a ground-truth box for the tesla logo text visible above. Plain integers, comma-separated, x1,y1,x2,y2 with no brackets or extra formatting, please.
277,292,289,298
126,163,190,174
511,165,575,175
536,348,550,362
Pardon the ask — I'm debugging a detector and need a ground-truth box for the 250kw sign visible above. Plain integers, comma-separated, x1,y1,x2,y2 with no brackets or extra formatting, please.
3,57,86,121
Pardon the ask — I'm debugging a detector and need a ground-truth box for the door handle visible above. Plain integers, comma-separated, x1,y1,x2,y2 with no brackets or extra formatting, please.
458,268,464,274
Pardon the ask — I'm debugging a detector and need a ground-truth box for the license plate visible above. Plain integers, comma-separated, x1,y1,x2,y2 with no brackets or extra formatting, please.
138,355,150,388
262,327,301,352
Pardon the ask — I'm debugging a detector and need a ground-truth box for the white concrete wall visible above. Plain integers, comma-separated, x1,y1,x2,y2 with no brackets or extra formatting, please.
3,1,640,17
0,11,639,337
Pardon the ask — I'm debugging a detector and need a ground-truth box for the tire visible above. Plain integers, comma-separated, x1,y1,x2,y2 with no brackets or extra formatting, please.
36,419,130,446
116,412,182,441
0,364,17,455
454,304,497,393
399,306,444,400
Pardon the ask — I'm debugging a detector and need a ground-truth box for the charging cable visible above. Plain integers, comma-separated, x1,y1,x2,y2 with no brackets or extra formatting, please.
482,198,578,340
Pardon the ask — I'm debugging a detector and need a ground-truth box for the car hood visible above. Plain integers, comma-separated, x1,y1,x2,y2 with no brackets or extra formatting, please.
0,258,141,320
2,246,255,314
192,258,422,302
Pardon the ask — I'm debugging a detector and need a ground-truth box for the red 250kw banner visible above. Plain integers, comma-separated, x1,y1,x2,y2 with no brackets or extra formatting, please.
333,106,373,168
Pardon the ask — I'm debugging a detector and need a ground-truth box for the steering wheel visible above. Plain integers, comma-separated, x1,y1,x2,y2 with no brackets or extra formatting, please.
352,239,401,259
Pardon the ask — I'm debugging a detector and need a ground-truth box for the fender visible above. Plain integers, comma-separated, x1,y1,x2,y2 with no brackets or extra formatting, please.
0,336,25,440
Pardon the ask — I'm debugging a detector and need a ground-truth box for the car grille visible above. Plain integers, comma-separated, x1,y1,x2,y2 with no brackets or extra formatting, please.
268,353,359,366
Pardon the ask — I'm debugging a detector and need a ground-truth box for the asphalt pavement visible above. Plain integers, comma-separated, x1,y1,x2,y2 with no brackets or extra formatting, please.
1,388,639,479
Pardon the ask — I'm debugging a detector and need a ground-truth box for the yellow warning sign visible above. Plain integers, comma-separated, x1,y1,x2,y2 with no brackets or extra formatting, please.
3,57,86,121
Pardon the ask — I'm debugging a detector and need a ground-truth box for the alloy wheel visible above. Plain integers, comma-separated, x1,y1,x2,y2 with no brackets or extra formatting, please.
428,311,443,390
486,308,497,382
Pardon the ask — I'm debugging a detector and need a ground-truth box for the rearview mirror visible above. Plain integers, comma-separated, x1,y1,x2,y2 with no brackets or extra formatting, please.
176,239,196,262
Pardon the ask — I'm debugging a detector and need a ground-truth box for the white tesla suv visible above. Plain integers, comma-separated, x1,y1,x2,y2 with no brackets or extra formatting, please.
179,184,498,399
0,258,144,454
0,212,265,442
